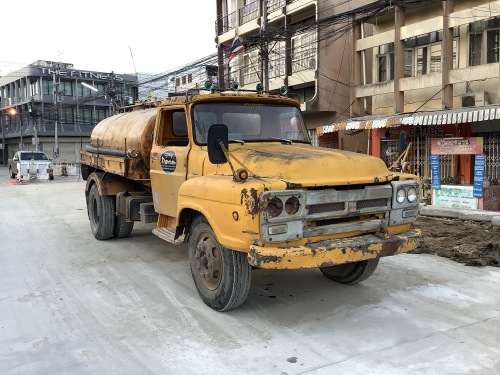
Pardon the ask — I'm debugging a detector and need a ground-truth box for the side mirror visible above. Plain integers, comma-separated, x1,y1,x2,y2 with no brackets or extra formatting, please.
13,157,19,162
207,124,229,164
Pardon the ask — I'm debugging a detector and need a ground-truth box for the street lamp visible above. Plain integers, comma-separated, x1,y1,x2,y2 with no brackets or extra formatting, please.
7,108,22,150
81,82,99,92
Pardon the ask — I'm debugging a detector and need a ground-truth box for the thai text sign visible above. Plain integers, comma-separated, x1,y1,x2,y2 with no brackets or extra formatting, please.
473,154,485,198
430,155,441,190
431,137,483,155
432,185,478,209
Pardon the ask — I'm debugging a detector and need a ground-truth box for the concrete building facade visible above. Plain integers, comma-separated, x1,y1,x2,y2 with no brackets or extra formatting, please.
319,0,500,211
0,60,138,165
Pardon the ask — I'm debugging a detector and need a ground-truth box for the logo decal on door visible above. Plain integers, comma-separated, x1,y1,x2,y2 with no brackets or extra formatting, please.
160,150,176,173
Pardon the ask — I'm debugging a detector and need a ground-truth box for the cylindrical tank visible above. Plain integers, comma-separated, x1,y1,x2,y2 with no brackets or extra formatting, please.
90,107,157,178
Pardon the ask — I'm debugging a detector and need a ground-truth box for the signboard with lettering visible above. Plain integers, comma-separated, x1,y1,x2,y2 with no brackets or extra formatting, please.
431,137,483,155
473,154,485,198
432,185,478,209
430,154,441,190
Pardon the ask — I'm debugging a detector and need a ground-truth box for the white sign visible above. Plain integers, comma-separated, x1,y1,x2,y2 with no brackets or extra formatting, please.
432,185,478,209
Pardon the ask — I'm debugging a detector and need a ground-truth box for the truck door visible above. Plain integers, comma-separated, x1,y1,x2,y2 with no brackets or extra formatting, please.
150,108,190,217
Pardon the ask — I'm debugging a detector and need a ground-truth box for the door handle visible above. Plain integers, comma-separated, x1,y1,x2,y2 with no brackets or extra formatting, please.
151,156,159,161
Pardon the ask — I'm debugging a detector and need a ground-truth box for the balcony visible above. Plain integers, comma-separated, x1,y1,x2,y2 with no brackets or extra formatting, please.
239,1,260,25
216,10,237,33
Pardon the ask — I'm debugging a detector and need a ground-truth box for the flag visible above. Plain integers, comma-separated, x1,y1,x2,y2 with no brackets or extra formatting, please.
227,34,244,65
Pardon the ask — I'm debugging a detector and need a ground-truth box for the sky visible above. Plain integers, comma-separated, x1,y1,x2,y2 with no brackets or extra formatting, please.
0,0,218,77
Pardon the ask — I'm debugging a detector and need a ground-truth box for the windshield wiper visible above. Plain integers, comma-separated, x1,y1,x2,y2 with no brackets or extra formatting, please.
229,138,245,144
268,136,292,144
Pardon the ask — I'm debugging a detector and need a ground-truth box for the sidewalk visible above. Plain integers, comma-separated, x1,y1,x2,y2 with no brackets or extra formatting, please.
419,203,500,226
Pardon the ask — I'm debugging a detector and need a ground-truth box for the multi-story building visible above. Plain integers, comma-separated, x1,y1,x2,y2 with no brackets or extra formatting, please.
319,0,500,211
0,60,138,164
215,0,373,137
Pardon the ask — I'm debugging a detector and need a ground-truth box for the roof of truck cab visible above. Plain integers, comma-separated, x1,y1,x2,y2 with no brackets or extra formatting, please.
157,92,300,107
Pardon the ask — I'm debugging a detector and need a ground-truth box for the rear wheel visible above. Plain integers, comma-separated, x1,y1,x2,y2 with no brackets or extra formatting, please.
188,215,252,311
9,167,16,179
319,258,379,284
88,184,115,240
49,173,54,181
113,214,134,238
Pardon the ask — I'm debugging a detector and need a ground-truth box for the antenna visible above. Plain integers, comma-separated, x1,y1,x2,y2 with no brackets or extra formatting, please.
129,45,137,75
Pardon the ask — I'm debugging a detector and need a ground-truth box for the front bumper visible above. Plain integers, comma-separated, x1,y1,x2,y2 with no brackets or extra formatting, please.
248,228,421,269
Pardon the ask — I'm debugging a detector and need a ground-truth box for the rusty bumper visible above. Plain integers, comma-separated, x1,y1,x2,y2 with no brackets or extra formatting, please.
248,228,421,269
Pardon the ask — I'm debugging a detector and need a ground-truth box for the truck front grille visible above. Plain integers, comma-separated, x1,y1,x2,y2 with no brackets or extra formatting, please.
307,202,345,215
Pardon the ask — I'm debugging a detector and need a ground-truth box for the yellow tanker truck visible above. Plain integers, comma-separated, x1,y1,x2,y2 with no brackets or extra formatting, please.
80,90,421,311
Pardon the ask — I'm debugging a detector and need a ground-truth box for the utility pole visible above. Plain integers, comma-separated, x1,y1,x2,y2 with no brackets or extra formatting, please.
29,97,39,151
1,114,5,165
53,63,60,159
107,72,117,115
261,0,269,91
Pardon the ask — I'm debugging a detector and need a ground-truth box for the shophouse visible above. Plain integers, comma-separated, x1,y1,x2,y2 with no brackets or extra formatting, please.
319,0,500,211
0,60,138,165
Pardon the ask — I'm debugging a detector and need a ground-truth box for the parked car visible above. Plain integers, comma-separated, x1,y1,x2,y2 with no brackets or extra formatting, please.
8,151,54,181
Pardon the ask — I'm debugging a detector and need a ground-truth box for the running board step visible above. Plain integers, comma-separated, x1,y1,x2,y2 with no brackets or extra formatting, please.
152,227,185,245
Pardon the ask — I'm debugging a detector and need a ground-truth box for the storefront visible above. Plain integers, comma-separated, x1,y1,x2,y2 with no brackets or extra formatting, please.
318,105,500,212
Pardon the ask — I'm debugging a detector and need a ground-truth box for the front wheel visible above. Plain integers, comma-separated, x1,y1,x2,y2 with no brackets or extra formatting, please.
9,167,16,179
188,215,252,311
88,184,115,240
319,258,379,284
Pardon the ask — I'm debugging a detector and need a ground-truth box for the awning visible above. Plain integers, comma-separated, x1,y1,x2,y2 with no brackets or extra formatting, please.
319,104,500,135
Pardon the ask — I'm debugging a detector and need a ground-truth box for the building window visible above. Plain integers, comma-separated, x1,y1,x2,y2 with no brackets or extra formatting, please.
175,78,180,86
291,31,317,73
42,79,54,96
30,81,39,96
378,43,394,82
95,108,107,122
78,108,93,124
59,81,73,96
403,29,458,76
182,76,186,85
79,82,92,97
60,108,74,123
469,16,499,66
188,74,192,83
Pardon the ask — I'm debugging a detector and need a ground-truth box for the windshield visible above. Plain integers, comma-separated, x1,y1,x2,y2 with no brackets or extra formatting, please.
192,102,310,144
20,152,50,161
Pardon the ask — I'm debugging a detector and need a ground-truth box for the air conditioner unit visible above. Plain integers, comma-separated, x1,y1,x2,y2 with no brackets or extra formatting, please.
461,91,489,107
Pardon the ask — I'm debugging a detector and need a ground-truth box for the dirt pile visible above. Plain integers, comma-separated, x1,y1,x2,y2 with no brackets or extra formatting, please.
411,216,500,267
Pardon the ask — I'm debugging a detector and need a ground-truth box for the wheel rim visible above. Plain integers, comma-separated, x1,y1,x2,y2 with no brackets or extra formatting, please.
194,231,222,290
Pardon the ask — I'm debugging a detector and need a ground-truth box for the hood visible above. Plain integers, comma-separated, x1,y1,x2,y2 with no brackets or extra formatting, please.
208,143,396,186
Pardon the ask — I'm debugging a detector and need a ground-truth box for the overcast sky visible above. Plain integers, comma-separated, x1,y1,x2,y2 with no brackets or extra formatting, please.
0,0,218,76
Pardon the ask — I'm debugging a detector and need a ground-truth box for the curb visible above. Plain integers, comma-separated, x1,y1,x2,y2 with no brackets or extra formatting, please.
419,203,500,225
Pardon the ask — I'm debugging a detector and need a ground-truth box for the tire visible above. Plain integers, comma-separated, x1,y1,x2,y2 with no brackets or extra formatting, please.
9,167,16,179
113,214,134,238
319,258,380,284
49,173,54,181
188,215,252,311
88,184,115,240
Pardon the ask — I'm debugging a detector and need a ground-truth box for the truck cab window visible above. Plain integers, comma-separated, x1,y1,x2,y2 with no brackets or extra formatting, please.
160,110,189,147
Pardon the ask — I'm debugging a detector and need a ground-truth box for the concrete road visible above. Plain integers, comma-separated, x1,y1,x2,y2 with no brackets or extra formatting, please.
1,166,499,375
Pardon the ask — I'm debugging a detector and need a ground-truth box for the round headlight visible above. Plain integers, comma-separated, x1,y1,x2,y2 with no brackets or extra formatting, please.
285,196,300,215
407,187,418,203
267,197,283,217
396,188,406,204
